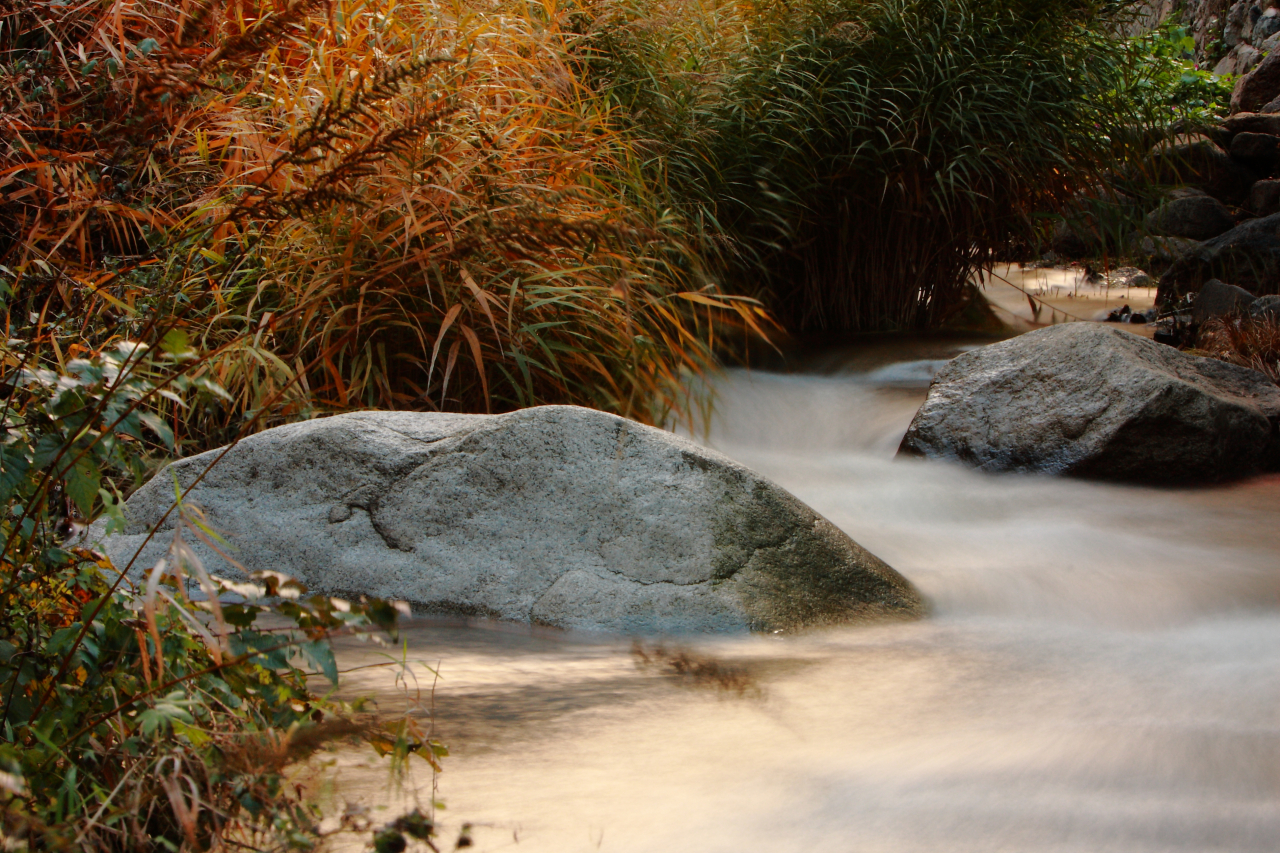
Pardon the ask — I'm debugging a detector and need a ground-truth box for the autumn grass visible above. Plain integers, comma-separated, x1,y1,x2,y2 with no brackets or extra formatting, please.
1,0,765,462
1195,314,1280,384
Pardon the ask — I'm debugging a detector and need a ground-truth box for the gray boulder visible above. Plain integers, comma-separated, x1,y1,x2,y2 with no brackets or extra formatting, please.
897,324,1280,485
1224,0,1252,48
1144,193,1235,240
1254,11,1280,48
1250,293,1280,319
1129,233,1201,264
1191,278,1257,323
1215,43,1263,77
92,406,922,634
1156,211,1280,303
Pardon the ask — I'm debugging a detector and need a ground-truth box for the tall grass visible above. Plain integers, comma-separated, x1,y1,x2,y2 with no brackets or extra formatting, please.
576,0,1154,333
1,0,764,459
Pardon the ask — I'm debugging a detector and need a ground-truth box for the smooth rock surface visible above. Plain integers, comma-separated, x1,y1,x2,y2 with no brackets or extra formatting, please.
91,406,922,633
1247,178,1280,214
897,324,1280,485
1223,111,1280,136
1230,130,1280,170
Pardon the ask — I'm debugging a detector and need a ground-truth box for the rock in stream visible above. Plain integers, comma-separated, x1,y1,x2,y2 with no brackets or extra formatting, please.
92,406,923,633
897,324,1280,485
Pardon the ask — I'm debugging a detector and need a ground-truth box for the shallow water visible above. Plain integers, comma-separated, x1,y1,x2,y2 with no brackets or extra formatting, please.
322,337,1280,852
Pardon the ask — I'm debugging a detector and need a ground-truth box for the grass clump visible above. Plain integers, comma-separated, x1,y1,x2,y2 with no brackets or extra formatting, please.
1195,314,1280,384
577,0,1165,333
1,0,760,453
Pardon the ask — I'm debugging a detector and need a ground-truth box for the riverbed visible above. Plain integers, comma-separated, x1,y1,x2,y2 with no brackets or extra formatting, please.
321,333,1280,852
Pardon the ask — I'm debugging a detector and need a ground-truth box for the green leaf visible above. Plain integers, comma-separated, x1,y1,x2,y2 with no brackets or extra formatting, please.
137,412,175,449
300,639,338,684
65,454,101,517
160,328,191,356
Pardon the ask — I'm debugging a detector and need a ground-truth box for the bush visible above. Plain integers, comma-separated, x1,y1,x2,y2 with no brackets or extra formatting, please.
0,333,449,851
1,0,762,455
577,0,1166,333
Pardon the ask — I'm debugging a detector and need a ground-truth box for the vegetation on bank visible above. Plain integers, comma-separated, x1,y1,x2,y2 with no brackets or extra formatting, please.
577,0,1188,333
0,0,1237,848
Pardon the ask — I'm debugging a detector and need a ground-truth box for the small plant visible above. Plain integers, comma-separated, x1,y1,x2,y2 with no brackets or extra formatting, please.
1130,21,1234,127
631,641,761,698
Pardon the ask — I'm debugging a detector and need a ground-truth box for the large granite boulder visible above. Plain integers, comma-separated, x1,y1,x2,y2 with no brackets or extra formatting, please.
1156,211,1280,303
92,406,922,634
897,324,1280,485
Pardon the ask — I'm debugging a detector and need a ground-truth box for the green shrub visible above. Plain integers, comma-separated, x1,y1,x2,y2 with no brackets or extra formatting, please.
578,0,1161,333
0,337,436,851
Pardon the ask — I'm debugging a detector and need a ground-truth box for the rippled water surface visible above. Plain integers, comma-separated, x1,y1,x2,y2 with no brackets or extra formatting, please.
322,337,1280,853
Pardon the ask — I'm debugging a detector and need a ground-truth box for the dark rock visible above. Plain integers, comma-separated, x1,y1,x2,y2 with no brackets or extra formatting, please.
1248,178,1280,214
1233,48,1280,114
1255,13,1280,47
897,324,1280,486
1156,212,1280,303
1145,135,1257,205
1250,293,1280,319
1262,96,1280,114
1223,112,1280,136
1105,305,1133,323
1231,131,1280,169
1129,233,1202,264
1191,278,1258,323
1225,1,1252,47
1144,194,1235,240
1106,267,1153,289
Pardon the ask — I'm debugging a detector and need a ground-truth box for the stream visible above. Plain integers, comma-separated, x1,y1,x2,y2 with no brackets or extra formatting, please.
323,333,1280,853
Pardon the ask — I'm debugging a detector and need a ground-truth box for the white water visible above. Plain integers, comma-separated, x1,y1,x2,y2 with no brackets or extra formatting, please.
323,338,1280,852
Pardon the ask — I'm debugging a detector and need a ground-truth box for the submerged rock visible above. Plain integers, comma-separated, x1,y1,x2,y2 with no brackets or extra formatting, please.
92,406,922,633
897,324,1280,485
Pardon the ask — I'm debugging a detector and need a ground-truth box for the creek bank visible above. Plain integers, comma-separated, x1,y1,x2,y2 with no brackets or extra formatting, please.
93,406,922,634
897,323,1280,485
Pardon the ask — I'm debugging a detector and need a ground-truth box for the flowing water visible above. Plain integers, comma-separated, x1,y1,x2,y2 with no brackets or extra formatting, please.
323,335,1280,853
